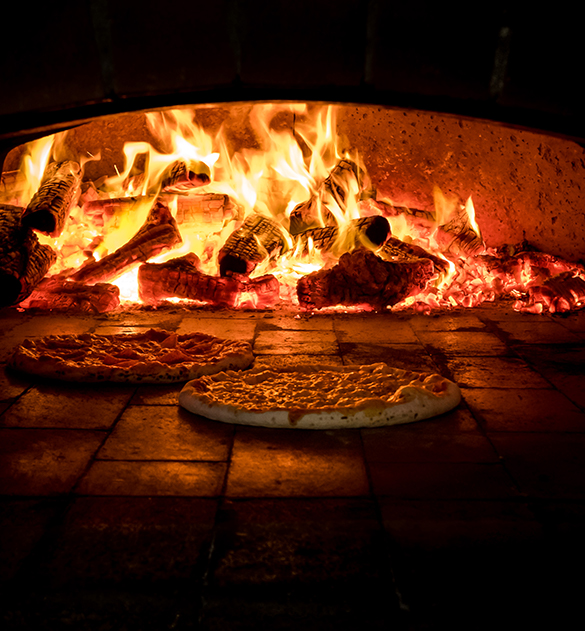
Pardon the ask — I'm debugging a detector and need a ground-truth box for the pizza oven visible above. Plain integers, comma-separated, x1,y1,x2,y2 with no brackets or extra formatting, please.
1,3,584,315
1,3,584,629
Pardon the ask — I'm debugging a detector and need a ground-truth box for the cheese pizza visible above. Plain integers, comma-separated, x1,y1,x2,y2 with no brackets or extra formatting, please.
10,328,254,383
179,363,461,429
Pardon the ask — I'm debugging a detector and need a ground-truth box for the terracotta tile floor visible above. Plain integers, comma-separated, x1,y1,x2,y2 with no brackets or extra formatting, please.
1,304,585,629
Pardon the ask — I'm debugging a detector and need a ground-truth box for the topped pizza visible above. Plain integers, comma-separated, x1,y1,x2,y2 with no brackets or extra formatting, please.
179,363,461,429
10,328,254,383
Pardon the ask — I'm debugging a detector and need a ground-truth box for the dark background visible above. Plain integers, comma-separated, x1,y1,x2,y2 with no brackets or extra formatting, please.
1,1,583,145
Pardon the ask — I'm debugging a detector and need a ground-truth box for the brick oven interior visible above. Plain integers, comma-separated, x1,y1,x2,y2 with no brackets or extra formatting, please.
2,3,585,629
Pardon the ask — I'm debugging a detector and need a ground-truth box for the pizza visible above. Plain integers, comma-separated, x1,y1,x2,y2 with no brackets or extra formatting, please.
9,328,254,383
179,363,461,429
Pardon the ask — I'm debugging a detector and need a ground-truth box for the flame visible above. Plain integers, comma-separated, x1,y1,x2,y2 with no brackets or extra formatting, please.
465,196,481,238
19,135,55,205
10,103,585,315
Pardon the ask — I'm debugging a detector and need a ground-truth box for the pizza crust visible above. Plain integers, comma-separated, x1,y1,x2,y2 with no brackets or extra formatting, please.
179,363,461,429
10,328,254,384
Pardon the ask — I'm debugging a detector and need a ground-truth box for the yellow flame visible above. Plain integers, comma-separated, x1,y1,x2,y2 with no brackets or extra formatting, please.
20,135,55,205
464,196,481,237
14,103,567,314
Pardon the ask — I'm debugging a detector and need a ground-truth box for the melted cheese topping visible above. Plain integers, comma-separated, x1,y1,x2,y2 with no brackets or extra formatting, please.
11,328,254,383
17,328,250,369
190,364,451,413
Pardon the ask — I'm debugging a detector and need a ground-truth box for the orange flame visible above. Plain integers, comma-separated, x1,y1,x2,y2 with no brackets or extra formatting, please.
10,103,585,315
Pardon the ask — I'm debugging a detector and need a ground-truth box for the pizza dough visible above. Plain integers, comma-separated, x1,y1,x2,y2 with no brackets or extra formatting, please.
9,328,254,383
179,363,461,429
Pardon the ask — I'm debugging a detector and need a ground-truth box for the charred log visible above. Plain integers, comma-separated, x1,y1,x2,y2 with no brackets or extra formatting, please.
297,248,434,311
160,159,211,192
289,159,369,234
173,193,242,226
82,196,150,227
478,249,585,288
23,161,82,237
434,205,484,256
522,272,585,314
138,253,280,308
375,199,484,257
378,236,450,275
297,215,389,253
18,278,120,313
375,200,436,225
114,158,211,196
0,204,56,307
82,193,237,232
218,213,285,276
69,200,182,284
83,193,241,229
0,170,25,203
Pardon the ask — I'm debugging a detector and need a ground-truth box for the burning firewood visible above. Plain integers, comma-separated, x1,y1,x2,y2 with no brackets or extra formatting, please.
0,204,56,307
22,161,82,237
289,159,369,234
297,248,434,311
160,159,211,192
378,236,450,275
478,248,585,289
69,199,182,284
519,272,585,314
440,217,484,256
18,278,120,313
138,253,280,308
82,196,148,227
297,215,390,253
375,198,484,257
82,193,241,229
173,193,242,226
218,213,285,276
116,158,211,196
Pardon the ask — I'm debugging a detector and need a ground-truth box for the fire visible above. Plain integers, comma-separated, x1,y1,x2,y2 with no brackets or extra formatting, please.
20,135,55,206
5,103,585,315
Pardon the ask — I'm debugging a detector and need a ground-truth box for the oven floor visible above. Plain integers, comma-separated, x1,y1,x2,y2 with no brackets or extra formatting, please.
1,303,584,629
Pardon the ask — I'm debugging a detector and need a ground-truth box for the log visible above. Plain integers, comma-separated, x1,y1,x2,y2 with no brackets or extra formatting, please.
83,193,241,229
477,249,585,289
378,236,450,274
18,278,120,313
297,215,389,254
82,196,150,228
160,159,211,192
524,272,585,313
289,159,367,234
218,213,285,276
23,161,82,237
0,204,56,307
297,248,434,311
435,206,484,256
375,199,484,256
0,170,25,203
138,254,280,308
69,199,182,285
173,193,242,227
375,200,436,224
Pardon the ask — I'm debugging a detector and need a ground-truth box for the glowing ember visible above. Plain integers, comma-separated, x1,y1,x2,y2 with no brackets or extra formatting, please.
3,104,584,315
